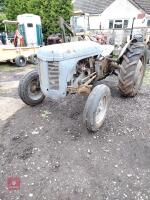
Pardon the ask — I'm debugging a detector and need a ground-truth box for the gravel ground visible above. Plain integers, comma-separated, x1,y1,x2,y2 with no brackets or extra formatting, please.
0,64,150,200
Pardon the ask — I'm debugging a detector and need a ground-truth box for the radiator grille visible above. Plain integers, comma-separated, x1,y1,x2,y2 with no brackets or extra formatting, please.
48,61,59,90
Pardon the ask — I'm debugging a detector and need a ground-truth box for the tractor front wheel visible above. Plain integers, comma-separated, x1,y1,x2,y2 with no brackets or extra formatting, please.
83,84,111,132
18,70,45,106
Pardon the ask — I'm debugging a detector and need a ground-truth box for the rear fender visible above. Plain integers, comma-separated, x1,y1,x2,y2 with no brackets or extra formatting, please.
118,39,147,65
118,40,132,60
118,38,147,60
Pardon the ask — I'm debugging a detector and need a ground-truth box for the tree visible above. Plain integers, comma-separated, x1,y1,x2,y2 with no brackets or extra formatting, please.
0,0,6,31
0,0,5,12
27,0,73,38
4,0,73,38
0,12,6,31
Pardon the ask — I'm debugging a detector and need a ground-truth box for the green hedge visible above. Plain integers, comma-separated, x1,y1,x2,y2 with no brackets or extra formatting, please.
4,0,73,39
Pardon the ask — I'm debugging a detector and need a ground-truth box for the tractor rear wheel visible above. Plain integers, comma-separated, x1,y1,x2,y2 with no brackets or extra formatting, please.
83,84,111,132
18,70,45,106
118,43,146,97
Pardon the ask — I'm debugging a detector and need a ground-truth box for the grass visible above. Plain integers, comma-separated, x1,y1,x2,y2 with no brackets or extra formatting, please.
0,63,23,72
0,63,35,72
143,66,150,86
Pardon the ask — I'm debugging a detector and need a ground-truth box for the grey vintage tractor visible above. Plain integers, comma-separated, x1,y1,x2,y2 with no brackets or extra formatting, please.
18,36,146,132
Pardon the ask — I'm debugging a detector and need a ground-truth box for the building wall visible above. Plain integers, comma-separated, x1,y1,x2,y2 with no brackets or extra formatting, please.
72,0,150,44
89,15,101,30
98,0,150,45
100,0,141,29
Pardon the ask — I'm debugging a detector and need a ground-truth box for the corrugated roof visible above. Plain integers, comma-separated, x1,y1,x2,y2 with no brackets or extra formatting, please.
73,0,150,15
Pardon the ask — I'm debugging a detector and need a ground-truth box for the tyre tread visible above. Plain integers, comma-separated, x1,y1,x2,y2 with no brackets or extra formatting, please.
118,43,145,97
18,70,45,106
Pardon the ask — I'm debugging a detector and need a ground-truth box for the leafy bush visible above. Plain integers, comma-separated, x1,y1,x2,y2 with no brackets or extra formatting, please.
5,0,73,39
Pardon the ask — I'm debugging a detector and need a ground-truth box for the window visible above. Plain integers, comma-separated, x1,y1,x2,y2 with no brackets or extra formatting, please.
114,20,122,29
109,20,114,29
109,19,128,29
27,23,33,28
124,20,128,28
147,20,150,27
71,16,89,33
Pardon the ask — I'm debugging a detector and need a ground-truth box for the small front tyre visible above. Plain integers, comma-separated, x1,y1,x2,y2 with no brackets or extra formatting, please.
18,70,45,106
83,84,111,132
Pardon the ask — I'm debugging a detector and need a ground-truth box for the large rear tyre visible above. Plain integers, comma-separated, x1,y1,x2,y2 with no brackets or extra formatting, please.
83,84,111,132
118,43,146,97
18,70,45,106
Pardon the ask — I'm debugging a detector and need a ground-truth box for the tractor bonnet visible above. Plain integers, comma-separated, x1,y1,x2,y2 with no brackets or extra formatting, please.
37,41,104,61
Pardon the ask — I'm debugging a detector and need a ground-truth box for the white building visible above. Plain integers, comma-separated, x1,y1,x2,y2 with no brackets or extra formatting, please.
73,0,150,44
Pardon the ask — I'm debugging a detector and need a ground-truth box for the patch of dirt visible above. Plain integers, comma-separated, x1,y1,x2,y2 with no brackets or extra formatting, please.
0,65,34,126
0,64,150,200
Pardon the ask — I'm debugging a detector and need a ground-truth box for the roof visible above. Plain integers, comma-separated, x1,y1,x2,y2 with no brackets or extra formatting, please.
73,0,114,14
73,0,150,15
132,0,150,15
